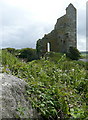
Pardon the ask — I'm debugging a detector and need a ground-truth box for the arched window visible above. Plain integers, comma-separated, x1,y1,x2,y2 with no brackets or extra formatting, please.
47,42,51,52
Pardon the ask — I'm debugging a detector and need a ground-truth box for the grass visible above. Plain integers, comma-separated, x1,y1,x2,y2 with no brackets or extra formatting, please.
81,52,88,59
1,50,88,119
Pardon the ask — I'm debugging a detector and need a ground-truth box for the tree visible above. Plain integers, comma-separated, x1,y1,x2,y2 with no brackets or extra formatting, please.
66,47,81,60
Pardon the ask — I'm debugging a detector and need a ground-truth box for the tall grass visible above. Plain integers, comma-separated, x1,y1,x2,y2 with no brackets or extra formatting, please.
2,50,88,119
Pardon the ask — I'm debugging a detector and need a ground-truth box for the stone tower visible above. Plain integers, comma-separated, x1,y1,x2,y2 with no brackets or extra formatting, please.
36,3,77,57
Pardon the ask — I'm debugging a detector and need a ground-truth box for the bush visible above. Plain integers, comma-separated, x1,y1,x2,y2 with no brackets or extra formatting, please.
18,48,38,62
66,47,81,60
5,48,16,54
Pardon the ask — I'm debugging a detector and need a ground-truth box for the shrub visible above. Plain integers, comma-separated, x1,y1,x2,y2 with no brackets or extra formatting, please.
5,48,16,54
66,47,81,60
18,48,38,62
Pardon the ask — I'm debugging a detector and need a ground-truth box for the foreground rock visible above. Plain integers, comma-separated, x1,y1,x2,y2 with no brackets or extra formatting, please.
0,73,41,119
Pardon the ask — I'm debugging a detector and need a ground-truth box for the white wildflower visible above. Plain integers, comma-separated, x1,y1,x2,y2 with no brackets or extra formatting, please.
72,69,74,71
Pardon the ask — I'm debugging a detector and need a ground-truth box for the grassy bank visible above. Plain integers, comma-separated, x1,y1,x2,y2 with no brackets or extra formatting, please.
1,50,88,119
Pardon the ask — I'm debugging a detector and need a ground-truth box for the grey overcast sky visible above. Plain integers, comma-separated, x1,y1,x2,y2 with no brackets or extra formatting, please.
0,0,87,51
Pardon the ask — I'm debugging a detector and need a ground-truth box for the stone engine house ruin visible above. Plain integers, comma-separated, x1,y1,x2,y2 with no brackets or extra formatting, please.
36,3,77,57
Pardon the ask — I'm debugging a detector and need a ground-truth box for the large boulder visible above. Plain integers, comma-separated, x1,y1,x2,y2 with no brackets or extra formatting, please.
0,73,41,119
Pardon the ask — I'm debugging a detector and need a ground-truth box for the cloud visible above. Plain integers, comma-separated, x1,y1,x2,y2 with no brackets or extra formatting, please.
2,22,53,48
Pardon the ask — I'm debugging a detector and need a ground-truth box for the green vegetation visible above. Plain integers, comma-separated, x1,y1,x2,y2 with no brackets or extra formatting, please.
66,47,81,60
3,48,38,62
18,48,38,62
81,52,88,59
1,49,88,119
0,49,2,64
5,48,16,54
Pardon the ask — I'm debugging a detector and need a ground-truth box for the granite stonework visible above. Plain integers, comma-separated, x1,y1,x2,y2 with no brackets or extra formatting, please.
36,3,77,57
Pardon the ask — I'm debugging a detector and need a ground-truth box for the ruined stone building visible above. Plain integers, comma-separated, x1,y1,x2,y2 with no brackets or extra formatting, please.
36,3,77,57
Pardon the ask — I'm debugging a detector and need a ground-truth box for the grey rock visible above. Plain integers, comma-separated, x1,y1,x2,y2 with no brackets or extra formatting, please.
0,73,41,119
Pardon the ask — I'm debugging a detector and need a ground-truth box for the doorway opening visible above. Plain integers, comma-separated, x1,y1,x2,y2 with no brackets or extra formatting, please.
47,42,51,52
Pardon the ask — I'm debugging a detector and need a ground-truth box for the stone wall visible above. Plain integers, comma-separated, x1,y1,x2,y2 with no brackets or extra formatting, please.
36,3,77,57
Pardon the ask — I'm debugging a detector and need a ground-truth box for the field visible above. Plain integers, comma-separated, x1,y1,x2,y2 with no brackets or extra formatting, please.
81,52,88,59
0,49,2,64
1,50,88,119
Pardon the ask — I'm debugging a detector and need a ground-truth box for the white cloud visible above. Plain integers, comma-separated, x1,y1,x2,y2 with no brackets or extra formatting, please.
77,36,86,51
